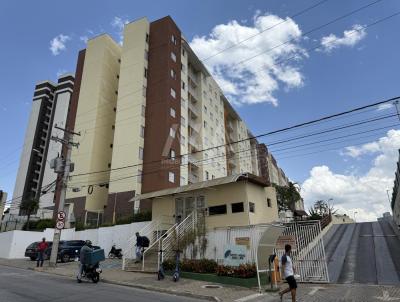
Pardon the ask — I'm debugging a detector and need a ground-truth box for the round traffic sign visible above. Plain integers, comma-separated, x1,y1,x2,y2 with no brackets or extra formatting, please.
56,220,65,230
57,211,66,221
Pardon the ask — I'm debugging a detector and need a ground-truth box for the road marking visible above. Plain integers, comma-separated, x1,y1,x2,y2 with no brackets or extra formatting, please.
374,290,400,301
235,293,264,302
308,286,325,296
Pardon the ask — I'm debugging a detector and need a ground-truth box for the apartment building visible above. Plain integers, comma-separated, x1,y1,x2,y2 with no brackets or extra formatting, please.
11,16,290,226
257,143,288,186
0,191,6,224
10,75,74,219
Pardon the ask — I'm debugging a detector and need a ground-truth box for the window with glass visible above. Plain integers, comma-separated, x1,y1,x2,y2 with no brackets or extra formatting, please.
208,205,227,216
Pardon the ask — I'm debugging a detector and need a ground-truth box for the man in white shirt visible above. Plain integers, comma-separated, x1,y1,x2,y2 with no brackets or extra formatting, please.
279,244,297,302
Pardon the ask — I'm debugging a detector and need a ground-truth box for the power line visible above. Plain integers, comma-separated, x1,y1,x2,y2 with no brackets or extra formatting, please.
201,0,330,61
68,96,399,179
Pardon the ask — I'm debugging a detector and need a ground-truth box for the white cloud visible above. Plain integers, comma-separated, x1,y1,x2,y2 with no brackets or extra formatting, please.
377,103,393,111
80,36,89,44
49,34,71,56
111,16,129,44
320,24,367,53
190,13,307,106
344,141,380,158
56,69,67,78
301,129,400,222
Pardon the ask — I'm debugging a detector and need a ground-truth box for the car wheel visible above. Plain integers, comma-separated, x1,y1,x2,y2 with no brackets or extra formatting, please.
61,253,70,263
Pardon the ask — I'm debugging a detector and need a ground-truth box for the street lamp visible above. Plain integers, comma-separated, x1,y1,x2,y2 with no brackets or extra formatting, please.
353,211,358,222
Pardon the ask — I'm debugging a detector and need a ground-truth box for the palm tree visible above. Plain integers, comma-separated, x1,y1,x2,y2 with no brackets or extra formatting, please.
20,198,39,230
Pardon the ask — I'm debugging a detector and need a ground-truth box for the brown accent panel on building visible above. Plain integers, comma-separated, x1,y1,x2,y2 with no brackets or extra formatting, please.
257,143,270,183
104,191,136,224
64,196,86,224
142,16,181,194
53,50,86,220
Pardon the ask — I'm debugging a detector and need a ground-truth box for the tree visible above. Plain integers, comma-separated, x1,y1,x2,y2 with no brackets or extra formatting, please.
20,198,39,231
274,182,301,212
308,199,337,220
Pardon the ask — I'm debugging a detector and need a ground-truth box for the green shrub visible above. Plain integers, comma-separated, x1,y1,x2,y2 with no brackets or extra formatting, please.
216,263,256,278
35,219,55,231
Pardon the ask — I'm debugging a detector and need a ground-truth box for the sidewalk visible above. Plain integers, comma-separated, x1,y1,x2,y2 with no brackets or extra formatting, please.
0,258,275,302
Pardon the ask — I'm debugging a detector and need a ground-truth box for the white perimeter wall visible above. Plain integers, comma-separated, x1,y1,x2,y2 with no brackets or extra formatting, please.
0,221,148,259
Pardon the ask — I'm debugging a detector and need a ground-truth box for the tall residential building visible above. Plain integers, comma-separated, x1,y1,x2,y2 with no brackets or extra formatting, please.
62,16,263,224
0,191,7,224
10,75,74,219
257,143,289,186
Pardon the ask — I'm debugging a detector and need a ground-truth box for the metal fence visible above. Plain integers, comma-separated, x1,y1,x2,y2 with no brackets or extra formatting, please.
205,221,329,283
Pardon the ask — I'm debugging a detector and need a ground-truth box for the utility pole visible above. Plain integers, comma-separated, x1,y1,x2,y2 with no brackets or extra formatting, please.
49,126,79,267
394,100,400,121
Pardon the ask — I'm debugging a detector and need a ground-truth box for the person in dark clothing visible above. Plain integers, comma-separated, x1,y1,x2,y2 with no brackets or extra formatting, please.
135,232,143,263
37,238,48,267
77,240,93,283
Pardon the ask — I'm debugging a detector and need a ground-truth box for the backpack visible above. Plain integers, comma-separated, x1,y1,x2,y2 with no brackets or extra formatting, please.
142,236,150,247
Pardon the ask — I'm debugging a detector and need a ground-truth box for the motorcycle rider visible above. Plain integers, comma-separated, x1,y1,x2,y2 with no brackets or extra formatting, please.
77,240,93,283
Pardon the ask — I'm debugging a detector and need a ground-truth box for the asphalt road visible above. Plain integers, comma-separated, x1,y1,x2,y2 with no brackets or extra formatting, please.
325,221,400,285
0,265,204,302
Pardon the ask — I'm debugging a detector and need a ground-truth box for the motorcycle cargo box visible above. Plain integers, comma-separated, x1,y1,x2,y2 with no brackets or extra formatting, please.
83,249,105,265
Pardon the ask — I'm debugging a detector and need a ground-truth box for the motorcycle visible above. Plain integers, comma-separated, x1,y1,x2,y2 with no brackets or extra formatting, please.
78,262,102,283
108,245,123,259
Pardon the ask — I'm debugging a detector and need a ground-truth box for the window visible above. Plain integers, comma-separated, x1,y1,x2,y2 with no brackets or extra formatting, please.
204,105,207,113
171,35,177,45
170,88,176,99
108,163,111,168
249,202,255,213
141,105,146,117
142,86,146,97
181,63,186,73
144,50,148,60
110,144,113,148
267,198,272,208
212,175,215,179
169,172,175,183
231,202,244,213
112,125,115,130
205,171,209,180
170,69,176,79
181,81,185,90
181,116,185,126
204,121,207,128
138,170,142,183
115,90,118,95
208,205,227,216
170,108,176,118
113,107,116,112
169,127,176,138
180,176,186,185
171,52,177,62
140,126,145,138
146,33,149,43
181,135,186,145
139,147,144,160
144,68,148,78
116,74,120,79
182,48,185,57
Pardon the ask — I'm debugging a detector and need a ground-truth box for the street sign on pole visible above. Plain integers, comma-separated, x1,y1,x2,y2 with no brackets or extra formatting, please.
56,220,65,230
57,211,66,221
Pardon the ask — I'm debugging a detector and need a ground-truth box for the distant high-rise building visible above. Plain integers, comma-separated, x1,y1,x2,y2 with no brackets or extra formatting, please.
0,190,7,224
391,149,400,227
10,75,74,219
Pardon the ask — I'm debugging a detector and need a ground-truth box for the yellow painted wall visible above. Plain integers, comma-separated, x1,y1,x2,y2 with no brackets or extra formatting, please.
152,181,278,229
67,35,121,211
109,18,150,194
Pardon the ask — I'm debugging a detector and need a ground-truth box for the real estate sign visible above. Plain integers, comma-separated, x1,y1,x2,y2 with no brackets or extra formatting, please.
223,244,246,266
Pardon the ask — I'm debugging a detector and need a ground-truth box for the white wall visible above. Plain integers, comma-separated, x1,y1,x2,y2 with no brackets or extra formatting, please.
0,221,148,259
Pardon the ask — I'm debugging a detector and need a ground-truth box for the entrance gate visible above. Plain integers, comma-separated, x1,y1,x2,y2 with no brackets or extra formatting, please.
276,220,329,283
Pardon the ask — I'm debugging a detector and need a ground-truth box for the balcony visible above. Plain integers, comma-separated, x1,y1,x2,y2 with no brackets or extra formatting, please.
189,136,201,151
188,91,199,103
189,102,200,119
188,173,199,183
188,154,200,170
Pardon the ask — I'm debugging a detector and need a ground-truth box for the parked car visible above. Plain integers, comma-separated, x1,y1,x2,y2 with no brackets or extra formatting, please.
25,241,53,261
25,240,99,263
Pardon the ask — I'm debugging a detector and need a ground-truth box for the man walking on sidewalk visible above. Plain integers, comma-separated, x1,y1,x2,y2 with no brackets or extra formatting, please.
37,238,48,267
279,244,297,302
135,232,143,263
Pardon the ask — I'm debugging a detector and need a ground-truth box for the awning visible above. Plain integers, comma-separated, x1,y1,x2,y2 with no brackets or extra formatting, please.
129,173,269,202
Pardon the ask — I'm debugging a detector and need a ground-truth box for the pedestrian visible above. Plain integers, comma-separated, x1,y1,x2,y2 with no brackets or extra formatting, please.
134,232,143,263
36,237,48,267
77,240,93,283
279,244,297,302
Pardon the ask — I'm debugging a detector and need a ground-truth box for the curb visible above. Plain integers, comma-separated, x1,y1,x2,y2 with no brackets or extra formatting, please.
102,278,220,302
0,263,219,302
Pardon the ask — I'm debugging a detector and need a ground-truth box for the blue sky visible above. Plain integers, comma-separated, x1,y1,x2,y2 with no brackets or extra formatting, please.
1,0,400,220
